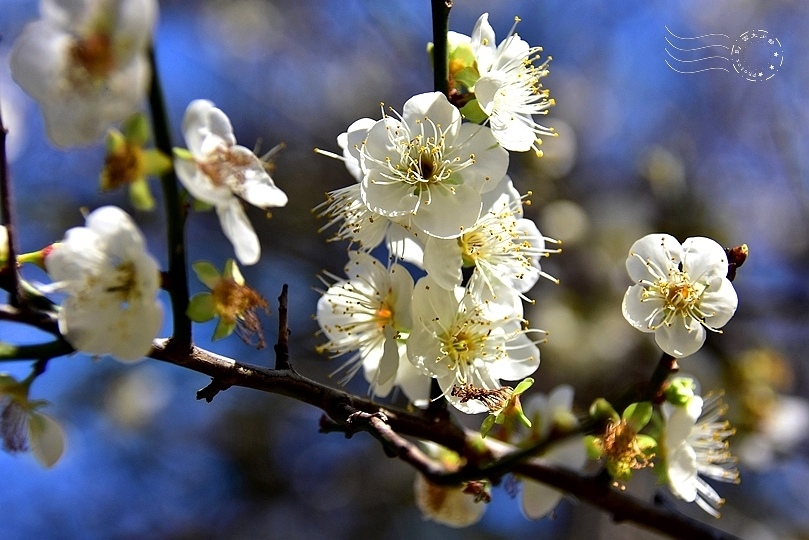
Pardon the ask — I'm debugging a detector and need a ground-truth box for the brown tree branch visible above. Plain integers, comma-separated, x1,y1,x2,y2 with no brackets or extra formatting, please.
148,338,739,540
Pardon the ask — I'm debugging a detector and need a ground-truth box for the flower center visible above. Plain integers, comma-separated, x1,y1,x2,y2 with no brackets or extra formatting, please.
198,147,254,190
399,133,451,187
101,143,145,190
212,278,267,324
458,230,487,266
106,261,139,307
375,303,394,328
440,322,490,380
601,419,653,478
67,32,116,88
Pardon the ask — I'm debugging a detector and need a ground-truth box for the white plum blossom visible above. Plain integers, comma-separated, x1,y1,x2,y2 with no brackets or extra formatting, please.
470,14,555,153
407,276,541,414
423,178,555,315
413,442,488,527
45,206,162,362
662,383,739,517
622,234,738,358
316,251,415,397
0,374,66,468
519,385,587,519
10,0,157,147
359,92,509,239
174,99,288,266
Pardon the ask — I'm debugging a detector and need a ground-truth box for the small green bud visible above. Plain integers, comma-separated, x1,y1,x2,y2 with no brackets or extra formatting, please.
664,377,696,406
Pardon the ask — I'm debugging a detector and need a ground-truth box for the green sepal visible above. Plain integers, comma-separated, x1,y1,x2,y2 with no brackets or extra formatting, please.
589,398,619,423
480,414,496,438
635,434,658,456
192,261,221,289
129,178,155,211
583,434,603,460
460,99,488,124
512,377,534,396
454,66,480,91
622,402,653,432
187,292,216,322
123,113,150,145
173,147,193,161
192,198,214,212
448,40,475,68
142,149,172,177
105,129,126,154
212,317,236,341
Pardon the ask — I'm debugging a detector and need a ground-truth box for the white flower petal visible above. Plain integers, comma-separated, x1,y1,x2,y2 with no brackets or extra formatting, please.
422,237,463,290
655,317,706,358
681,237,728,284
28,413,66,468
471,13,496,72
414,474,485,528
625,233,681,284
667,443,699,502
699,278,738,329
454,123,509,194
621,284,660,333
182,99,236,157
521,438,586,519
217,199,260,265
402,92,461,142
411,183,482,238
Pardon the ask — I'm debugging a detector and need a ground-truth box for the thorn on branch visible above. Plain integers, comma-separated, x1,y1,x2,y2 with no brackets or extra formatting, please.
196,378,232,402
274,284,292,370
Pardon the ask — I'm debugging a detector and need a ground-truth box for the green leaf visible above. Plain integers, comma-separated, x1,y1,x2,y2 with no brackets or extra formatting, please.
187,293,216,322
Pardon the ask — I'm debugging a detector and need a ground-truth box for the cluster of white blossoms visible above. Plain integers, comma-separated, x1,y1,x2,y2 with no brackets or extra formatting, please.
316,15,557,414
11,0,158,147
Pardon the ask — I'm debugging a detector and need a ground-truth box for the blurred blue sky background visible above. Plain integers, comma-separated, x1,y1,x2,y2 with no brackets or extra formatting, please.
1,0,809,538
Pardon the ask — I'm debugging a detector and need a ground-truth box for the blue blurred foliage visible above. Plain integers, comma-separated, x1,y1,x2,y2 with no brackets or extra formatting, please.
1,0,809,538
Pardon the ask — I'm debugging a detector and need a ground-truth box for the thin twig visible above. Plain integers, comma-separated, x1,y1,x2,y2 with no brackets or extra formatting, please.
147,46,191,351
274,284,291,370
0,94,21,307
431,0,452,96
